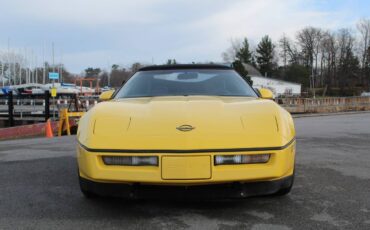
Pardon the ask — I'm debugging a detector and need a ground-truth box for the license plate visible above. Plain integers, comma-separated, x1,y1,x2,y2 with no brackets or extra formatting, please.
161,156,211,180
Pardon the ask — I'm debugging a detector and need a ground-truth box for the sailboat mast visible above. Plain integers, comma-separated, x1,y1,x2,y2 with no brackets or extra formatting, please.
43,43,45,84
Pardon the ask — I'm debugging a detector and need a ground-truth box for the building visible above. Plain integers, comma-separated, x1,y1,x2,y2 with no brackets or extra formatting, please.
251,75,301,97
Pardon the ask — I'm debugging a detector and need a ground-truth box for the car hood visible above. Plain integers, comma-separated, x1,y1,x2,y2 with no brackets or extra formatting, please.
78,96,295,151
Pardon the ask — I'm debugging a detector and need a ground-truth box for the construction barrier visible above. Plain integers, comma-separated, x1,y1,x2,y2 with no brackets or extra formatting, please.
58,108,85,136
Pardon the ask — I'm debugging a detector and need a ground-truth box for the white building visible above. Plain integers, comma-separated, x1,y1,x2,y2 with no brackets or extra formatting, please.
251,75,301,97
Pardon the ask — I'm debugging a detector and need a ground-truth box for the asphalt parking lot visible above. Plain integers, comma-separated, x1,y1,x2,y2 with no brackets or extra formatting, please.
1,113,370,229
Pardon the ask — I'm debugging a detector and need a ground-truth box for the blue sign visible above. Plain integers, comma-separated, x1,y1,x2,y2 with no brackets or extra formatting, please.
48,72,59,80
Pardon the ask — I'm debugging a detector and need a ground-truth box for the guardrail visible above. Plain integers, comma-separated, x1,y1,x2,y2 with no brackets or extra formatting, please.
277,96,370,113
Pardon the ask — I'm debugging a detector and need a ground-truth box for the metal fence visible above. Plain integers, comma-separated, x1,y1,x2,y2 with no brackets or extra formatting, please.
276,96,370,113
0,92,99,126
1,94,370,127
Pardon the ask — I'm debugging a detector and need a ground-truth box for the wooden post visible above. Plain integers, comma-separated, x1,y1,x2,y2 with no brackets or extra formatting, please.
8,91,14,127
45,90,50,121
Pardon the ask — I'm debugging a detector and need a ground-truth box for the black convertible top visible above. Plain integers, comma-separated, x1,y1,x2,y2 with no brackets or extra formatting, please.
139,64,233,71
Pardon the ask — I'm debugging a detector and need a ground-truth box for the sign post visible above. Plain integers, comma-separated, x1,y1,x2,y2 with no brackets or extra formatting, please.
49,72,59,120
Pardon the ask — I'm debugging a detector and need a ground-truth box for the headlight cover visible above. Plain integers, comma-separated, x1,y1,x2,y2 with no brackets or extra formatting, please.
214,154,270,165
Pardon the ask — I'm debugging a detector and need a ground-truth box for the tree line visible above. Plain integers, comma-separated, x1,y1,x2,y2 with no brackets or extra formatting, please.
222,19,370,96
81,62,144,88
4,19,369,97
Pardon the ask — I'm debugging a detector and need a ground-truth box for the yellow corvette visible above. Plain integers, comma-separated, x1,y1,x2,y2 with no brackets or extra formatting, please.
77,64,295,199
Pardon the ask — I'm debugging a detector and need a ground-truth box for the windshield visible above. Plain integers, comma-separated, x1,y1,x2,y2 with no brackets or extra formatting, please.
114,69,257,98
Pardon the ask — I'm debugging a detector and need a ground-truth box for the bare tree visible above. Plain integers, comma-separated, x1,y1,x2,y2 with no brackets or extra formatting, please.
110,67,131,87
296,27,323,95
320,31,338,87
130,62,144,73
357,19,370,68
357,19,370,86
337,28,360,88
221,38,242,62
278,34,302,66
279,34,290,67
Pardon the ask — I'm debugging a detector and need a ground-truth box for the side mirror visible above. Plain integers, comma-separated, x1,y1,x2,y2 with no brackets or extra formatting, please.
99,90,115,101
258,88,274,99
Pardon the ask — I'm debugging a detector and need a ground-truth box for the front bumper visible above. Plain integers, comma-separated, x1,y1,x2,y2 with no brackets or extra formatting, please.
77,140,295,185
79,174,294,199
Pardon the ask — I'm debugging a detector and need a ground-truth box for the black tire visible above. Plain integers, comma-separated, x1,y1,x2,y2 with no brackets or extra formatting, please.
80,188,97,199
273,173,294,196
78,174,98,199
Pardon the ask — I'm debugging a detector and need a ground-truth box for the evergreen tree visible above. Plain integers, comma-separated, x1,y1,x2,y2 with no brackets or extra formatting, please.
236,38,253,64
256,35,276,76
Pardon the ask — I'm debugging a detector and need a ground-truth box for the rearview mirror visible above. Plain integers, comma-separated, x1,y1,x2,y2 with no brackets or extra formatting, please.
99,90,115,101
177,72,198,80
258,88,274,99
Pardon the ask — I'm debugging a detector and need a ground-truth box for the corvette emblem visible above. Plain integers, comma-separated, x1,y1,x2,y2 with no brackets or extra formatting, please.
176,125,195,132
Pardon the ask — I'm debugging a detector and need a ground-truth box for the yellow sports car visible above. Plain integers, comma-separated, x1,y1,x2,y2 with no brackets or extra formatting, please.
77,64,295,199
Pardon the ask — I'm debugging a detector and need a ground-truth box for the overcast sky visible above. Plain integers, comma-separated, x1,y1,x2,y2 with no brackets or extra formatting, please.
1,0,369,73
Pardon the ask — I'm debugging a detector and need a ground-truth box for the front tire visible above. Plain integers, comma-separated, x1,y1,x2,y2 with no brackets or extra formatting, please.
273,173,294,196
79,174,98,199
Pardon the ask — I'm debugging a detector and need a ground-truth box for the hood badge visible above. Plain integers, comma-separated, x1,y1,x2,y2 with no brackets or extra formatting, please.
176,125,195,132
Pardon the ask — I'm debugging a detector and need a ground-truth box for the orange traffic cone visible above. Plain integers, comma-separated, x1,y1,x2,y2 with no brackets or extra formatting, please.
45,119,54,138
